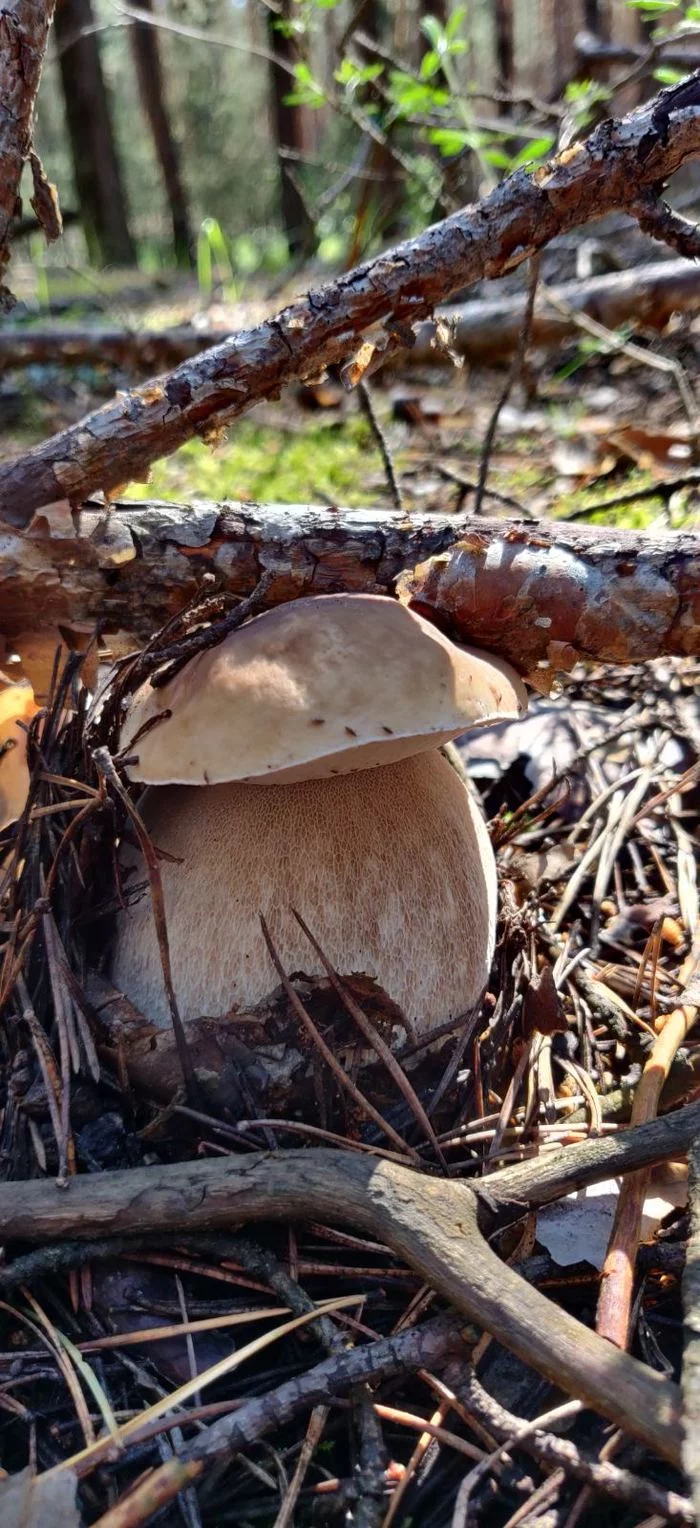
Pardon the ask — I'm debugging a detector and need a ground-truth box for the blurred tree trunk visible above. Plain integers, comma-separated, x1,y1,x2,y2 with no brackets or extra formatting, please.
548,0,579,98
587,0,613,37
129,0,193,268
52,0,134,265
348,0,404,261
494,0,513,89
266,0,315,257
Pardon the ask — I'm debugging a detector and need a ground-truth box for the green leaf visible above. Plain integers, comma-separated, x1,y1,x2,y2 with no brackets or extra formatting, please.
445,5,467,39
653,65,688,83
284,89,326,106
428,127,474,156
284,61,326,107
335,57,358,84
625,0,680,12
388,71,450,114
420,14,446,50
482,147,514,169
419,49,441,78
335,58,383,85
511,134,555,169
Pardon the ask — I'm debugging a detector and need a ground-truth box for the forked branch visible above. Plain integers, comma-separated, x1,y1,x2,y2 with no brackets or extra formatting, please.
0,1116,696,1464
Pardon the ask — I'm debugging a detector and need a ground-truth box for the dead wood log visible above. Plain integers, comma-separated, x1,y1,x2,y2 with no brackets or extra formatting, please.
3,73,700,527
0,504,697,681
413,257,700,364
0,1128,691,1463
1,259,698,374
0,324,215,373
0,0,58,306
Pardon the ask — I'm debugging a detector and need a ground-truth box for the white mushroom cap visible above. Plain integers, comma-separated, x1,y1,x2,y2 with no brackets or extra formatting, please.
120,594,527,786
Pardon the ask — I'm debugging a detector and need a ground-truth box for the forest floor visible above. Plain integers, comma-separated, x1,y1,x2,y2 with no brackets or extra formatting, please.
0,256,699,1526
2,254,700,529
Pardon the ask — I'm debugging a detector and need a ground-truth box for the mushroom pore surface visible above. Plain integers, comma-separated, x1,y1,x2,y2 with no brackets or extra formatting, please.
112,750,496,1036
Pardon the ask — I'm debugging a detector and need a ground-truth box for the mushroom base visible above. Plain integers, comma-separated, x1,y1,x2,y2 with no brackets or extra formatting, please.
98,974,460,1121
112,750,497,1045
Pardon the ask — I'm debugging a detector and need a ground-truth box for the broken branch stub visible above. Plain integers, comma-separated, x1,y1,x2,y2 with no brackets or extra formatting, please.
397,521,700,684
3,72,700,524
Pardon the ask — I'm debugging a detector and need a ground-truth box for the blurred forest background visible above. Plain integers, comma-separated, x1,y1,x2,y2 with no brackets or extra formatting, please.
27,0,700,273
5,0,700,518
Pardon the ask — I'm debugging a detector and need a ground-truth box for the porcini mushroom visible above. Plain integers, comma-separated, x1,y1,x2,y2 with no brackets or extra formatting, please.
0,681,38,832
112,594,527,1042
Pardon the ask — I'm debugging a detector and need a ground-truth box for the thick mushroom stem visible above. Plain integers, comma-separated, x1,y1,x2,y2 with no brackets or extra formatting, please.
112,750,496,1037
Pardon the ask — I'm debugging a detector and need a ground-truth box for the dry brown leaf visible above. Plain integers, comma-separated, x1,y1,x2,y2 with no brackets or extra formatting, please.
0,1465,80,1527
606,424,693,474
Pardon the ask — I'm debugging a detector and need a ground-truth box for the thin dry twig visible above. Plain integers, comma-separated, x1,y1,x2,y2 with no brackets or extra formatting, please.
451,1371,694,1526
473,254,541,515
272,1405,329,1528
541,287,698,432
357,379,405,512
260,915,421,1164
292,910,447,1168
597,941,699,1349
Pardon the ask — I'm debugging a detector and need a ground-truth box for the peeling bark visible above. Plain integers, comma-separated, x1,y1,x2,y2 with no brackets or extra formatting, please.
0,0,57,306
3,72,700,525
1,259,698,373
0,502,697,679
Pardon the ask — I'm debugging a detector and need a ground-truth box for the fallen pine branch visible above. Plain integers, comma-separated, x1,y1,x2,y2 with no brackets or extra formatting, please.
1,258,698,374
80,1317,469,1523
0,323,218,373
0,1109,692,1293
2,1107,700,1463
59,1316,469,1490
1,504,698,682
3,72,700,526
414,256,700,364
